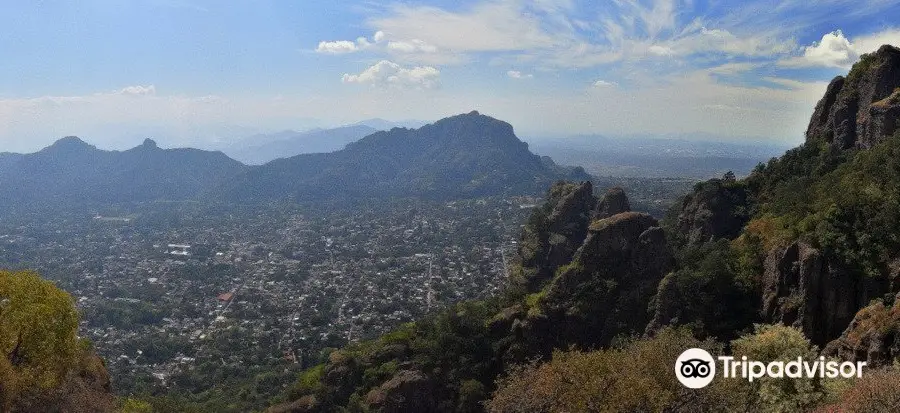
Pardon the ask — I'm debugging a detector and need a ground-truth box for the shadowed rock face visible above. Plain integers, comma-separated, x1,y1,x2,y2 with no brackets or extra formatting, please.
593,186,631,220
364,370,435,413
672,179,749,247
505,211,673,359
806,45,900,149
824,293,900,367
515,181,597,291
761,242,889,346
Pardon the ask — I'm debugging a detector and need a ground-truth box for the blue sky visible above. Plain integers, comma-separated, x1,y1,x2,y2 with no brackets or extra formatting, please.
1,0,899,152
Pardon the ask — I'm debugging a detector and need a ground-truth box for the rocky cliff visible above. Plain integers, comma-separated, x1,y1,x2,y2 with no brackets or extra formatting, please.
761,242,888,346
670,177,750,248
512,181,596,292
824,292,900,367
806,45,900,149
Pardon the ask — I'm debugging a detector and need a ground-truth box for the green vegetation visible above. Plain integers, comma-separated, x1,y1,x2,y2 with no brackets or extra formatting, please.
745,130,900,277
0,270,113,412
488,325,868,413
0,270,81,409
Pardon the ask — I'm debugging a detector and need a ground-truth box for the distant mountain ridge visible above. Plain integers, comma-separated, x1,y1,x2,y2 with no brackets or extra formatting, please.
530,134,790,178
225,125,377,165
217,111,591,202
0,137,246,207
0,112,588,207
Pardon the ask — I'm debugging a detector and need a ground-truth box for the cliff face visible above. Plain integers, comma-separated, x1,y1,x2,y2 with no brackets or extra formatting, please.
806,45,900,149
823,293,900,367
761,242,889,346
513,181,596,292
593,186,630,219
496,206,673,362
671,178,749,248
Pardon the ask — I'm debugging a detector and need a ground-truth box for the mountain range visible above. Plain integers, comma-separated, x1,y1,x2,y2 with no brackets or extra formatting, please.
0,138,245,207
0,112,588,207
224,125,378,165
217,111,590,202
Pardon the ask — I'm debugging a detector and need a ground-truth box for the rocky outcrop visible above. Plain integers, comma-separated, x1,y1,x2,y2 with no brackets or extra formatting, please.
514,181,597,291
364,370,436,413
861,88,900,145
805,45,900,149
12,352,116,413
761,242,888,346
672,178,749,247
593,186,630,219
823,294,900,367
508,212,673,356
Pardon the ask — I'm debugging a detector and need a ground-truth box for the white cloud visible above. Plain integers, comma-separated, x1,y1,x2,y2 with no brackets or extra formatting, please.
779,30,857,68
387,39,438,54
706,62,757,75
315,40,359,54
648,45,675,56
370,2,559,53
341,60,441,89
115,85,157,96
852,28,900,53
507,70,533,79
779,28,900,69
592,80,617,88
315,32,385,54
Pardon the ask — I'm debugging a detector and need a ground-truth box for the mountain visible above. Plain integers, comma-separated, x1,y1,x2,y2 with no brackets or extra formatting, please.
218,111,590,202
352,118,426,130
0,137,246,207
226,125,378,165
271,45,900,412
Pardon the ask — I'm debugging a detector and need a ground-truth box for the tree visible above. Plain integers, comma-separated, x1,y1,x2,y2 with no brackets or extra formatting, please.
0,270,81,411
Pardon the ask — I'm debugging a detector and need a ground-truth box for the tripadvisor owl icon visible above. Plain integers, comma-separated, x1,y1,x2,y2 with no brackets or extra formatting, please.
676,348,716,388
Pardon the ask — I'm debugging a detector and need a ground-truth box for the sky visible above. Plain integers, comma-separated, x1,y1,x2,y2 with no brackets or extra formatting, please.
1,0,899,152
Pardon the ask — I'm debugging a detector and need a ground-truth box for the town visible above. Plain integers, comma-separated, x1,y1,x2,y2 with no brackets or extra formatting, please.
0,197,537,399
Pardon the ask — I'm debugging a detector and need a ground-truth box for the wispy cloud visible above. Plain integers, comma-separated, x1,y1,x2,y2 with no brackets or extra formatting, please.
507,70,533,79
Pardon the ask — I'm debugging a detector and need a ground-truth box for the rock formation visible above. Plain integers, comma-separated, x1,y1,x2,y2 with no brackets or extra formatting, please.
593,186,630,219
824,293,900,367
806,45,900,149
501,209,673,360
761,242,888,346
513,181,597,291
671,178,749,247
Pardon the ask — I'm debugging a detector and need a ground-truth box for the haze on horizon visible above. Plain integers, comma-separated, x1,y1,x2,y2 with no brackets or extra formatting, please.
2,0,899,153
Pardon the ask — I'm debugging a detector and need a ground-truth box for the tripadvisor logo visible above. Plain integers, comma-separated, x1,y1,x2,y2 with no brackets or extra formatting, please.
675,348,716,388
675,348,867,389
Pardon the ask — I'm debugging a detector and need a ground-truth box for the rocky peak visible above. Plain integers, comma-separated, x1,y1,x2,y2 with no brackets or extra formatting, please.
44,136,96,153
671,178,749,247
140,138,158,149
536,211,672,348
594,186,631,219
514,181,597,292
806,44,900,149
